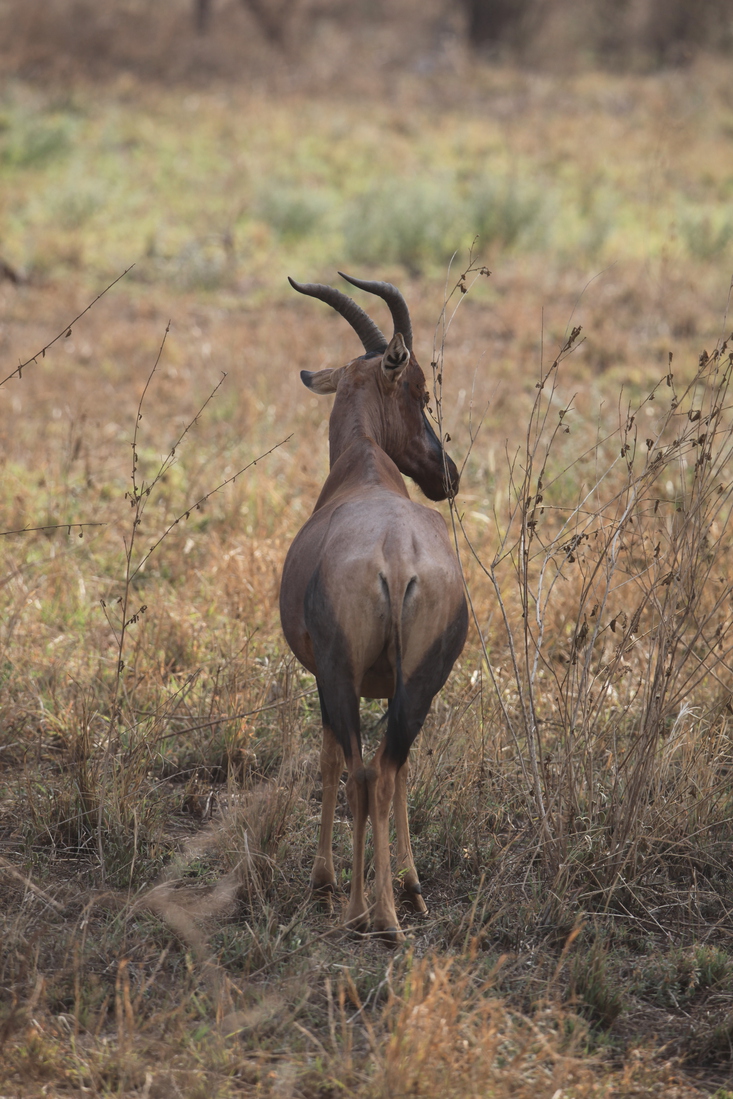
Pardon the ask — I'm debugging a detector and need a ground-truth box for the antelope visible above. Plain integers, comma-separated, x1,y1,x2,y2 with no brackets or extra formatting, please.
280,273,468,942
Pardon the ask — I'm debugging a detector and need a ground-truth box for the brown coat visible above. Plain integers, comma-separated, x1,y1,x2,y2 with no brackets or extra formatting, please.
280,276,467,940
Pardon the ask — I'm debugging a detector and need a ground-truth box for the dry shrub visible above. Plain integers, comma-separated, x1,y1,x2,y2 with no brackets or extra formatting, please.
457,317,733,894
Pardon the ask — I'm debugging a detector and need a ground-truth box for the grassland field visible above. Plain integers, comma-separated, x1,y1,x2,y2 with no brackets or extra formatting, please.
1,51,733,1098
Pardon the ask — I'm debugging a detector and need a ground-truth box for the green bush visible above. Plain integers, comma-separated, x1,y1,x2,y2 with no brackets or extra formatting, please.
255,183,332,241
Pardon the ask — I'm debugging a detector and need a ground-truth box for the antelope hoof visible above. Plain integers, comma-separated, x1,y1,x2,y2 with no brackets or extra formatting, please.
375,924,405,947
310,879,335,911
345,914,370,936
401,881,428,916
344,902,370,935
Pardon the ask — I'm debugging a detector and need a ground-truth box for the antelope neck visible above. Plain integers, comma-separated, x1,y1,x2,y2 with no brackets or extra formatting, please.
327,373,393,468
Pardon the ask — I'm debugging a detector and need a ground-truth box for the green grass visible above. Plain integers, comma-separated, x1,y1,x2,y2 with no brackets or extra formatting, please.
2,69,733,288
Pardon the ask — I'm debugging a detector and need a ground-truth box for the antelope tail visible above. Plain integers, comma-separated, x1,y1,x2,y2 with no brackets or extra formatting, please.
384,581,413,767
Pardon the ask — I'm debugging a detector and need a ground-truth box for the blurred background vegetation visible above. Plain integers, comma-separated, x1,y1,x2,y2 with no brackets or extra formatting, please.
2,4,733,1097
1,0,732,83
1,0,733,295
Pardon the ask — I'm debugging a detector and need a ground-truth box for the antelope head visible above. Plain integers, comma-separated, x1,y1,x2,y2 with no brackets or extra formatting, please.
290,273,460,502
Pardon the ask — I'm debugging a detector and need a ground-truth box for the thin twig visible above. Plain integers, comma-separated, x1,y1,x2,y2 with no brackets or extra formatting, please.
1,266,134,388
129,434,293,581
0,521,106,539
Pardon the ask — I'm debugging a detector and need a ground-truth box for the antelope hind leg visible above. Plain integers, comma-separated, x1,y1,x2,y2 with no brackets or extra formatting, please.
366,744,403,943
344,760,370,932
394,760,427,915
311,715,344,906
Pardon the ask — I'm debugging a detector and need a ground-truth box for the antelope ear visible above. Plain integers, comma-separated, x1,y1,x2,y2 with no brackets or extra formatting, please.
381,332,410,383
300,367,342,394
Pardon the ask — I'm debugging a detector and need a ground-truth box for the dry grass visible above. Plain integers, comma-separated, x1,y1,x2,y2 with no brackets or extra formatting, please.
1,41,733,1099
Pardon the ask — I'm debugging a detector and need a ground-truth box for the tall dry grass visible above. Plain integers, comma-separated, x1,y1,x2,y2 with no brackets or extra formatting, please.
2,258,733,1096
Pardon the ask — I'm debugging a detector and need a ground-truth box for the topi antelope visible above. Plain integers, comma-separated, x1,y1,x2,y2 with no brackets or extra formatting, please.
280,273,468,942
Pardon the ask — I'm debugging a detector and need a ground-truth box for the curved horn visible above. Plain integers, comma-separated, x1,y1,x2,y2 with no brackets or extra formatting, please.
288,277,387,354
338,272,413,352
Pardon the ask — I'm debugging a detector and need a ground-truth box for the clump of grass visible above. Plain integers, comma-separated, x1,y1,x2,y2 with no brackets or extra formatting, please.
375,953,593,1098
344,176,463,274
571,944,625,1029
0,108,72,168
640,946,733,1010
467,173,548,252
254,182,332,242
688,1012,733,1065
679,208,733,262
167,236,235,291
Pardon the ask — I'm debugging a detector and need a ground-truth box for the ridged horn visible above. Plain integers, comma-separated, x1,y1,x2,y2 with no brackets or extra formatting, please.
338,272,413,352
288,277,387,354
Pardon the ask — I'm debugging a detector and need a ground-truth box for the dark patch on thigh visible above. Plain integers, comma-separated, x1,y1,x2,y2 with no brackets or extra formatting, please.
385,599,469,765
304,566,362,760
304,566,353,666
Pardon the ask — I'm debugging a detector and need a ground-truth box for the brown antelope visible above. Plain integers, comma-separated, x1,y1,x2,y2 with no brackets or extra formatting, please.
280,273,468,942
